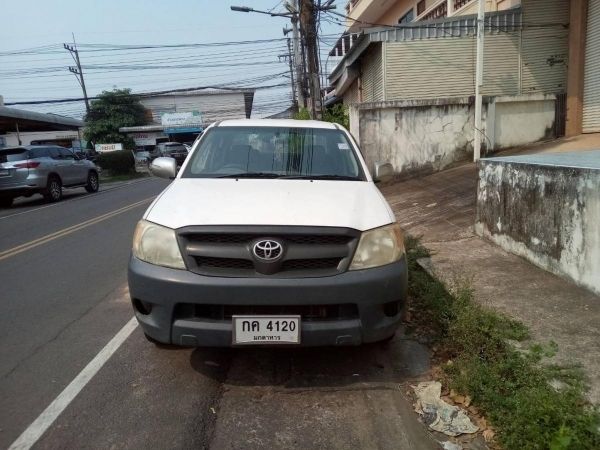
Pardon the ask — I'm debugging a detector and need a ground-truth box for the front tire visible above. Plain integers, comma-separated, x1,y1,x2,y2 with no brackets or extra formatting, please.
85,171,99,193
0,197,13,208
43,176,62,202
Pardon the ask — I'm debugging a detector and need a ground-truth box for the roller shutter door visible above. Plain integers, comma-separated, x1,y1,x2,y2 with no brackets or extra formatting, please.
583,0,600,132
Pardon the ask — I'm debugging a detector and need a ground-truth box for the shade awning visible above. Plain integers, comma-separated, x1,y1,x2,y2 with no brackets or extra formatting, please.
0,106,83,133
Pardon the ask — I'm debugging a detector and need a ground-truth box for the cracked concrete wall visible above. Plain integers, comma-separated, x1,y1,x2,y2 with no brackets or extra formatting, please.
354,95,557,177
476,161,600,295
358,101,476,177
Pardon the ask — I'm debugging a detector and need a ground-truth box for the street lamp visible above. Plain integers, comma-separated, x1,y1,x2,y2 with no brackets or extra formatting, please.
230,6,252,12
230,5,292,17
230,3,304,109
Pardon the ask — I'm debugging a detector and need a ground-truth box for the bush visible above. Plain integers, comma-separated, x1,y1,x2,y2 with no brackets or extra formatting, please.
405,237,600,450
96,151,134,175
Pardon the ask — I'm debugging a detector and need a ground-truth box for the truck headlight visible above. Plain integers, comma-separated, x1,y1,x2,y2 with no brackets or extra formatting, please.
349,223,405,270
132,220,185,269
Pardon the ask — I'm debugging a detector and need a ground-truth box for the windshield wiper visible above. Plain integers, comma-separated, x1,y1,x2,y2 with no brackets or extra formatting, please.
282,174,361,181
217,172,282,179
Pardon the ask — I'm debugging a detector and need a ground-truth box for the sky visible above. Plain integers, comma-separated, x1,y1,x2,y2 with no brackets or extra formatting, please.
0,0,346,119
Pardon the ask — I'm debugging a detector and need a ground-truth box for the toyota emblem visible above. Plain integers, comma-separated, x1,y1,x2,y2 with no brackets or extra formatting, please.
253,240,283,261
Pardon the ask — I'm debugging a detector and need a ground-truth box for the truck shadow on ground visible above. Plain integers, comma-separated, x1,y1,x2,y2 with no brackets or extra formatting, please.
187,329,430,388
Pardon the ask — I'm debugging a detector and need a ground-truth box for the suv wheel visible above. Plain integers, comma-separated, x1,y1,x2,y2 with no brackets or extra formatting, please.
85,171,99,193
0,197,13,208
43,176,62,202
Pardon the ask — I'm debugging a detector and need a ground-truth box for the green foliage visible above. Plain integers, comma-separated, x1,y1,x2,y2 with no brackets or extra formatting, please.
96,151,134,175
323,104,350,129
293,107,311,120
293,105,350,130
84,89,148,149
406,237,600,450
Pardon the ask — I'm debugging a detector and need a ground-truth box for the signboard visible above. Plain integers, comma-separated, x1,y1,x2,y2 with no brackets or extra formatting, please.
131,132,161,146
95,143,123,153
161,111,203,128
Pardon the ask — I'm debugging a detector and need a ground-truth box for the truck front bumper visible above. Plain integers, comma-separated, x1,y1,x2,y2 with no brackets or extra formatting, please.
128,255,408,347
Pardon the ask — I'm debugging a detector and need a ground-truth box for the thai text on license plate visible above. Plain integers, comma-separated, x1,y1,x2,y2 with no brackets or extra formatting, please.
232,316,301,345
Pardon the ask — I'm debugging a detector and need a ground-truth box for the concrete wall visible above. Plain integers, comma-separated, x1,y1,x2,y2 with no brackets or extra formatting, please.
356,98,477,176
476,159,600,295
352,93,556,177
492,95,556,148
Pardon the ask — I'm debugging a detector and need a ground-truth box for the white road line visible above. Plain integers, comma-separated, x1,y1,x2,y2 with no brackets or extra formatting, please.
8,317,139,450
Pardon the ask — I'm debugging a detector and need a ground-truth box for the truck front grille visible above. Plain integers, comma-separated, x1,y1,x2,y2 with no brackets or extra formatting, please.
174,303,359,321
177,226,360,278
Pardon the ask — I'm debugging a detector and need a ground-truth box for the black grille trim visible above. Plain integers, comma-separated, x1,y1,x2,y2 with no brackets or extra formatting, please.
177,225,360,278
174,303,359,321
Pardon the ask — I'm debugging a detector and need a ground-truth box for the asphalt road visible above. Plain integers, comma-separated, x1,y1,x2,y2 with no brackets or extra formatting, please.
0,177,439,450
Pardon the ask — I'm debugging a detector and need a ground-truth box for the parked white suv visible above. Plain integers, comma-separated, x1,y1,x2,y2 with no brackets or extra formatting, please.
128,119,406,347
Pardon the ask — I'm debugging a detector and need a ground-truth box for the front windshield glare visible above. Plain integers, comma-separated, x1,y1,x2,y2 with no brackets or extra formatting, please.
181,126,363,180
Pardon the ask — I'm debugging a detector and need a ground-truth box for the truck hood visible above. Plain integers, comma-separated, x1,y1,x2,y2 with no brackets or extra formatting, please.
144,178,395,231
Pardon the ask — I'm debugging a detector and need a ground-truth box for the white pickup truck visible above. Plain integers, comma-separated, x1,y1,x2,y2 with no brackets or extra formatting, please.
128,119,406,347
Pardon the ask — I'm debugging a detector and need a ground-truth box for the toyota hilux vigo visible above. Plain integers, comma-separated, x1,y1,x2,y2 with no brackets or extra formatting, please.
128,119,406,347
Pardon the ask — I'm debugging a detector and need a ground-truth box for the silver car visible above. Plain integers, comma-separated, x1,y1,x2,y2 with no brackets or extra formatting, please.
0,145,99,207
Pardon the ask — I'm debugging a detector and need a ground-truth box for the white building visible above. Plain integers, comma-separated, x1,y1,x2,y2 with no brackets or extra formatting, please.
0,102,84,149
121,88,254,148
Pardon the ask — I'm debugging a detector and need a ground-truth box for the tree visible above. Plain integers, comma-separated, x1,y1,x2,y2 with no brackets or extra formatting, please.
84,89,148,149
322,104,349,130
293,104,350,130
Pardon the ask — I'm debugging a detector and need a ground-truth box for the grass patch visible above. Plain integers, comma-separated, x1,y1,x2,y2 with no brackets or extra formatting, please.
405,236,600,450
99,171,148,183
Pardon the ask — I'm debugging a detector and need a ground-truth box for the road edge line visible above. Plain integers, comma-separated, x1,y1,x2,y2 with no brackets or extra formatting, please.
8,317,139,450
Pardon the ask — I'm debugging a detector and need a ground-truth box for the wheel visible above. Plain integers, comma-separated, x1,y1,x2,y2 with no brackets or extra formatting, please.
0,197,13,208
85,171,99,193
43,176,62,202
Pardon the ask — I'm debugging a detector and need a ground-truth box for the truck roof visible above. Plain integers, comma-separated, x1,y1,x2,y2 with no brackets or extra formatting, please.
216,119,339,130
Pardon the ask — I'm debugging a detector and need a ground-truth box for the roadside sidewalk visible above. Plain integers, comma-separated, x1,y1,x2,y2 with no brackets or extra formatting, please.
380,161,600,404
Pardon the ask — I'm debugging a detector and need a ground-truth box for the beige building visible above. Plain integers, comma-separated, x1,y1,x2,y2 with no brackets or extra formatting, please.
566,0,600,135
326,0,576,177
330,0,567,106
344,0,521,32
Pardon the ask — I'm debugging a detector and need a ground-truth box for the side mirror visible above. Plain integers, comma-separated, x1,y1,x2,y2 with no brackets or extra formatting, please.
150,157,177,179
373,162,394,183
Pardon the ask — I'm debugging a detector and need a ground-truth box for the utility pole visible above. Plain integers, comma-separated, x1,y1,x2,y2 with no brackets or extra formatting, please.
64,33,90,115
473,0,485,161
288,0,306,109
300,0,322,119
230,1,334,117
279,35,298,111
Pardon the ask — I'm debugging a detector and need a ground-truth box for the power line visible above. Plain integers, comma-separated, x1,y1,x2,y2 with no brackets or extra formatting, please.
4,83,290,106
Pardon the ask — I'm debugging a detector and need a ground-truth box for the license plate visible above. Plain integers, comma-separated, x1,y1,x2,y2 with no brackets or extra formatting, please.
232,315,301,345
0,169,9,176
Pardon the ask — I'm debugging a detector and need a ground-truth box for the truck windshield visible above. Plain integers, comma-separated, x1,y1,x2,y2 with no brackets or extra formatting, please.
180,126,364,180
